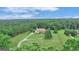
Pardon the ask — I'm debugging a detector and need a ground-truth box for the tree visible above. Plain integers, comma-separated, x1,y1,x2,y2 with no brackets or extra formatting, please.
53,29,58,34
0,33,11,50
64,29,77,37
44,28,52,40
63,38,79,51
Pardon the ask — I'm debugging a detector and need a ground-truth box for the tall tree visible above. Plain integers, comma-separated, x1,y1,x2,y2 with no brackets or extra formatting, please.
44,28,52,40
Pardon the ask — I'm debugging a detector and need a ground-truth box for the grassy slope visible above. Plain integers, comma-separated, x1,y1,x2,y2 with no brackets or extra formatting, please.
22,30,69,50
10,32,30,48
9,30,79,50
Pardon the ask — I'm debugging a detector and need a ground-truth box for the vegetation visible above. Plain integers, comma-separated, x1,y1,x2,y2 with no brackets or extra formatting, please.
64,29,77,36
44,28,52,39
63,38,79,51
53,29,58,34
0,19,79,51
0,33,10,50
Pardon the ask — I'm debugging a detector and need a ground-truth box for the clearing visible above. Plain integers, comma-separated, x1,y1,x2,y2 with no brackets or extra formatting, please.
20,30,69,50
10,30,79,50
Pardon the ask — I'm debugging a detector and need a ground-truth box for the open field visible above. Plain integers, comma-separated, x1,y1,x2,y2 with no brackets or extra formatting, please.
10,32,30,48
10,29,79,51
16,30,69,50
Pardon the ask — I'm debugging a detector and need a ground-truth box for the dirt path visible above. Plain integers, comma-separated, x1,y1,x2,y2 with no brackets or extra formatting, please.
17,33,34,48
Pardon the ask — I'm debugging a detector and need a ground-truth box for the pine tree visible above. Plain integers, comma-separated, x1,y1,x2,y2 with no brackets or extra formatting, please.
44,29,52,40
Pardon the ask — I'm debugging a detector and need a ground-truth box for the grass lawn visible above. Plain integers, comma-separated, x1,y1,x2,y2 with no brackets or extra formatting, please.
10,32,30,48
21,30,69,50
10,29,79,50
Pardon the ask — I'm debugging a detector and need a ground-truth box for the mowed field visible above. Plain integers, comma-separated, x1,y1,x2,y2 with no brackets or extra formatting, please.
10,32,30,48
20,30,69,50
10,30,79,50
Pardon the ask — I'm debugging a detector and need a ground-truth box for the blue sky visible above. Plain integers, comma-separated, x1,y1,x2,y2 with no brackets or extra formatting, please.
0,7,79,19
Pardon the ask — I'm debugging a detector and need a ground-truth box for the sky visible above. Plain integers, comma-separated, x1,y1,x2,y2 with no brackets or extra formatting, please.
0,7,79,19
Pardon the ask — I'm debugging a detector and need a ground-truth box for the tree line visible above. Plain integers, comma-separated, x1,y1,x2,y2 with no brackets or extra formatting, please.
0,19,79,37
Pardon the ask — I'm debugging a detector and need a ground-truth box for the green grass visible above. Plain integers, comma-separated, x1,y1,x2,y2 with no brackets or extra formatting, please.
10,30,77,50
10,32,30,48
21,30,69,50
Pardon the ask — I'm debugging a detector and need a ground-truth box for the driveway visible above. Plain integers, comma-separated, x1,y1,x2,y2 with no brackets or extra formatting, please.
17,33,34,48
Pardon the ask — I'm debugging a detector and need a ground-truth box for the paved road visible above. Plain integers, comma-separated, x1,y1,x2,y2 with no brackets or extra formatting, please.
17,33,34,48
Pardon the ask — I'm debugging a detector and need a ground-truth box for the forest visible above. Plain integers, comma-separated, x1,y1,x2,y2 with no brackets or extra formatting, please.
0,19,79,51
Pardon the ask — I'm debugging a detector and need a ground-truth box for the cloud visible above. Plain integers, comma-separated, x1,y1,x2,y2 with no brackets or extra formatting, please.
63,16,79,18
0,7,59,19
72,16,79,18
0,14,34,19
7,7,29,13
1,7,79,19
52,16,79,18
32,7,59,11
7,7,59,13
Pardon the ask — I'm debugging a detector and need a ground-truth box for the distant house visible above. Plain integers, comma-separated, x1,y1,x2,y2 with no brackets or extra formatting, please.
35,28,46,33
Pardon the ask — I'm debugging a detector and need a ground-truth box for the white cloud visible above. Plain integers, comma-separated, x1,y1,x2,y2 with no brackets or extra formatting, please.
0,14,34,19
7,7,29,13
52,16,79,18
63,16,79,18
32,7,59,11
0,7,59,19
72,16,79,18
7,7,59,13
0,7,78,19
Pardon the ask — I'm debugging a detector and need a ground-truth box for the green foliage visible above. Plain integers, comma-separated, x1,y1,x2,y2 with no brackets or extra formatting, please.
64,29,77,36
10,44,55,51
44,29,52,40
0,33,11,50
47,46,54,51
15,43,41,51
63,38,79,51
53,29,58,34
0,19,79,37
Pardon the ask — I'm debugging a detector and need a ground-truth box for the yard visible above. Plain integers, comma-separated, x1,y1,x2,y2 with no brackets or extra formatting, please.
20,30,69,50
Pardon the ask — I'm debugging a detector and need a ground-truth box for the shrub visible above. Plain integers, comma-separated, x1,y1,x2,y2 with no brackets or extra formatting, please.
63,39,79,51
64,29,77,37
53,29,58,34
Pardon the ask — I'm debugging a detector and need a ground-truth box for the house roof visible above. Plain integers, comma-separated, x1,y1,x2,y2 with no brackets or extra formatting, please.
35,28,46,32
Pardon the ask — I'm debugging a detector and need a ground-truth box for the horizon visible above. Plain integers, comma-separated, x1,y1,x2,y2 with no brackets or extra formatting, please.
0,18,79,20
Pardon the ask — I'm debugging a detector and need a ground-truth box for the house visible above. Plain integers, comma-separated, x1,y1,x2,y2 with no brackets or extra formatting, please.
35,28,46,33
